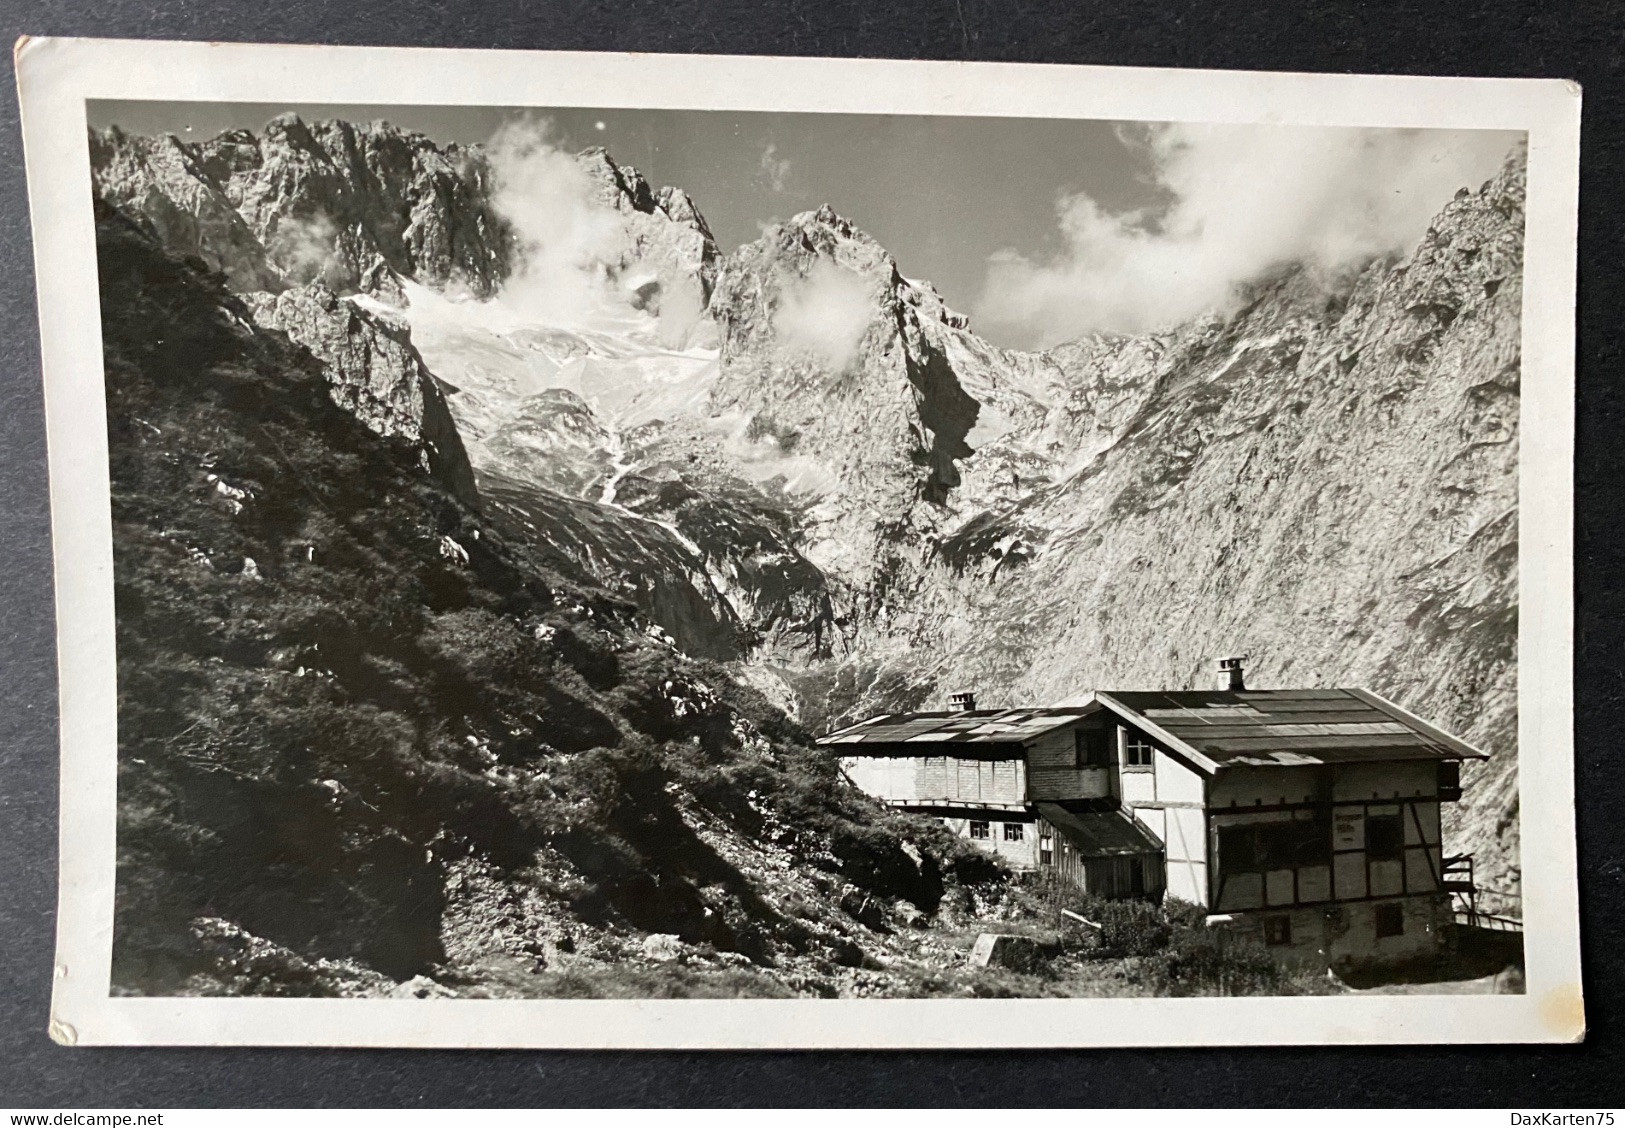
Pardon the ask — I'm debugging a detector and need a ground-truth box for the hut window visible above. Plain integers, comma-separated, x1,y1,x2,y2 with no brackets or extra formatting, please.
1365,812,1405,860
969,821,990,840
1040,827,1054,866
1075,728,1111,767
1003,822,1025,842
1122,729,1155,771
1375,903,1405,938
1263,916,1292,946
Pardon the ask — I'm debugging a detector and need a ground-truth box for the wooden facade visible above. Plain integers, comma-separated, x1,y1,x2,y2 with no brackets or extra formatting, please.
1037,801,1166,900
840,750,1027,809
1026,721,1113,801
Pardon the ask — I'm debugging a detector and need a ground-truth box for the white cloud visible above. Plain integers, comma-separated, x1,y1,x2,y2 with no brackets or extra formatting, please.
975,124,1521,346
267,211,342,286
772,260,875,370
759,143,791,193
484,118,630,323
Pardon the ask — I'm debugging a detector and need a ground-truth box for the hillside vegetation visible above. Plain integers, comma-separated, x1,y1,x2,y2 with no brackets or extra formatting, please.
100,207,1014,997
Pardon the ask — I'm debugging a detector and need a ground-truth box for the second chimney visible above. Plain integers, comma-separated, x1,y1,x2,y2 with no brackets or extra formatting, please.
949,691,977,713
1218,657,1246,692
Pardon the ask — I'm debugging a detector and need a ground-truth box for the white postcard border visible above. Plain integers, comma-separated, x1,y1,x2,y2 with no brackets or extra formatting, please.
15,36,1584,1048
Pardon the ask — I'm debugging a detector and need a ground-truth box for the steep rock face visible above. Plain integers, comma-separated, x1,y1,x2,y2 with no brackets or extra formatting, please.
90,127,283,293
769,149,1525,889
708,206,981,600
242,284,479,505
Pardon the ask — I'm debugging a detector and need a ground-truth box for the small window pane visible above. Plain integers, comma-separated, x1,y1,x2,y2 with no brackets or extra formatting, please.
1294,815,1332,866
1264,916,1292,946
1438,761,1462,798
969,821,989,840
1003,822,1024,841
1122,730,1156,769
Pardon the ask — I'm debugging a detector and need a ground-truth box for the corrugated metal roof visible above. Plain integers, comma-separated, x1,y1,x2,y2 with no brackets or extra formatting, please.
1096,688,1488,769
1036,802,1164,858
818,706,1094,746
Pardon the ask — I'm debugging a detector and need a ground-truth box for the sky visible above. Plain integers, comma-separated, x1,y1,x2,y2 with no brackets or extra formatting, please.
89,100,1519,350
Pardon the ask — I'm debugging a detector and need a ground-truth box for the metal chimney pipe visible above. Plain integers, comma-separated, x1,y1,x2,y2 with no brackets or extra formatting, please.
1218,657,1246,692
949,692,977,713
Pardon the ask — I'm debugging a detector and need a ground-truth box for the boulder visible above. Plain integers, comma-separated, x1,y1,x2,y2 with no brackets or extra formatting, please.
970,932,1043,973
641,933,684,962
388,974,454,999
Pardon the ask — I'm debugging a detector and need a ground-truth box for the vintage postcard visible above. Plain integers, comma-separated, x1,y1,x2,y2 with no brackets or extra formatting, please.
16,37,1582,1047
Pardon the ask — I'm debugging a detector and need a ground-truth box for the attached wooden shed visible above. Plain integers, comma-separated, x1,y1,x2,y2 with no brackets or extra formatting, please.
1036,801,1166,900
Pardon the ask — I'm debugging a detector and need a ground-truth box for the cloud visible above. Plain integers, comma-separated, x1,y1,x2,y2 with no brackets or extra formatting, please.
267,211,343,287
974,124,1521,346
484,118,631,322
773,260,875,369
759,143,791,193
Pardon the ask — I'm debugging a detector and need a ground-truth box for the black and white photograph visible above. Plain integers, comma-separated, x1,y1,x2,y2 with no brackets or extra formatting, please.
16,39,1581,1047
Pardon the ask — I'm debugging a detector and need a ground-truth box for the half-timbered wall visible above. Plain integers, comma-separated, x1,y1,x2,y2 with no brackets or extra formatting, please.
1104,720,1210,905
1209,789,1445,913
1220,896,1450,969
1132,805,1207,905
1209,764,1326,808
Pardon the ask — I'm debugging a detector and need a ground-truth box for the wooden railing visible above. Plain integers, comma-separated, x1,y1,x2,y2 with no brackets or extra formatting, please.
1444,853,1522,932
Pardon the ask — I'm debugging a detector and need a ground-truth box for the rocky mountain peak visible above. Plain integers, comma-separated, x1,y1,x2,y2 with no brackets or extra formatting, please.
767,204,887,269
654,185,707,230
96,115,513,301
576,145,658,213
90,125,285,293
561,146,720,314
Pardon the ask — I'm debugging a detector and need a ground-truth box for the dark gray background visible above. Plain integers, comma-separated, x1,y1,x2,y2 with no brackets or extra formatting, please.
1,0,1618,1108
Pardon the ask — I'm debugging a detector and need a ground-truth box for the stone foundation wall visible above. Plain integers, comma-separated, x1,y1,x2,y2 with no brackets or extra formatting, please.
1215,894,1451,971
